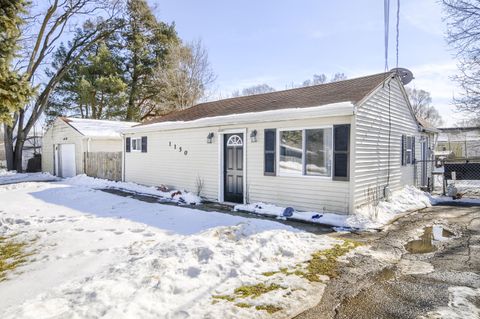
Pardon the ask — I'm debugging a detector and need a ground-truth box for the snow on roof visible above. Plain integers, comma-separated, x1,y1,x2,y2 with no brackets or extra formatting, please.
62,117,138,138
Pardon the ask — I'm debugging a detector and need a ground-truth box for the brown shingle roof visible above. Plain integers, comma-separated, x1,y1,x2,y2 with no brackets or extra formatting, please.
140,72,394,126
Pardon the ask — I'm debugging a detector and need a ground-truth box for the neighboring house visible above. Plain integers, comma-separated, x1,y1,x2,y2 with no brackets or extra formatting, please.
122,72,434,214
437,126,480,159
0,125,42,170
42,117,138,180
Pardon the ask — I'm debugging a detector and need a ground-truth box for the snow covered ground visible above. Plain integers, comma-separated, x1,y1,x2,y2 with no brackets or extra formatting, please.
0,170,59,185
0,174,342,319
236,186,434,229
64,174,203,205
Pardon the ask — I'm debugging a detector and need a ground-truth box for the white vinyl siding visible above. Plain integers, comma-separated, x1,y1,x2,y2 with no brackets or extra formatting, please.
352,78,421,210
124,127,219,200
124,115,353,214
42,118,85,176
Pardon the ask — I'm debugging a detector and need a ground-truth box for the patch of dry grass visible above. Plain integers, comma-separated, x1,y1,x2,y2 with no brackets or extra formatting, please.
255,304,283,314
234,283,285,299
0,235,33,282
262,239,362,282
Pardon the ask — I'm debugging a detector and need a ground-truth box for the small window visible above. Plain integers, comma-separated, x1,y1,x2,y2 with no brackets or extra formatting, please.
131,137,142,152
227,134,243,146
402,135,415,165
278,128,333,177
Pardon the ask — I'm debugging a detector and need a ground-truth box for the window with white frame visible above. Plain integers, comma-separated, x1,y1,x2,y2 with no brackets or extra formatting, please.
131,137,142,151
278,128,332,176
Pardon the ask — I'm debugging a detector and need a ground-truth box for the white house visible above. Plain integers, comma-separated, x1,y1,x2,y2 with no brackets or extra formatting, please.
122,71,434,214
437,126,480,159
42,117,137,180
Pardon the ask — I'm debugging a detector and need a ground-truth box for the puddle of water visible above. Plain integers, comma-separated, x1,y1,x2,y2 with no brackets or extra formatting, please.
405,226,453,254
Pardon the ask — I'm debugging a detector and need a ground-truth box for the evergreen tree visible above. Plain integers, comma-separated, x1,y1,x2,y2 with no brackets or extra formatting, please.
47,0,181,122
47,40,127,121
122,0,179,121
0,0,33,124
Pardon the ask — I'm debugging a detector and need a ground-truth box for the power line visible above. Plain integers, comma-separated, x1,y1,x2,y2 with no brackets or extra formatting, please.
384,0,390,71
396,0,400,68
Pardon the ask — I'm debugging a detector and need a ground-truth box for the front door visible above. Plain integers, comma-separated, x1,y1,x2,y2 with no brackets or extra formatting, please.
224,133,244,203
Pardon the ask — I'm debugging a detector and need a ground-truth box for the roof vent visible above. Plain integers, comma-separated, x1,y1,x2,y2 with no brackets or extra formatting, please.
390,67,414,85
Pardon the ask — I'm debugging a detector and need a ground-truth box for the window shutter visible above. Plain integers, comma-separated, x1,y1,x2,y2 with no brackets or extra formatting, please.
333,124,350,181
401,134,406,166
126,137,131,153
264,129,276,175
141,136,147,153
412,136,416,164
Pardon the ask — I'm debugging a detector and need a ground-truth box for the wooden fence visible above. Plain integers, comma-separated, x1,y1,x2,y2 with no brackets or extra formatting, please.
84,152,122,181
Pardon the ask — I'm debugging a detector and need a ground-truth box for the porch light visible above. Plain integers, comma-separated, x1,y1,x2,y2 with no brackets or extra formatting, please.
207,132,214,144
250,129,257,143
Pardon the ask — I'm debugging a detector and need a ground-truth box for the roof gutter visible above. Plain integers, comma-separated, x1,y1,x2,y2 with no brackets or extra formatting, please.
121,102,355,134
420,126,440,134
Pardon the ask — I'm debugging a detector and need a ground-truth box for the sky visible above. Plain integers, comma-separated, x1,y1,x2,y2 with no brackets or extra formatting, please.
152,0,465,126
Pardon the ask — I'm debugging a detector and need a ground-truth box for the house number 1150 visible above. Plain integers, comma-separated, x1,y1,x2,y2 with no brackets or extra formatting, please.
169,141,188,156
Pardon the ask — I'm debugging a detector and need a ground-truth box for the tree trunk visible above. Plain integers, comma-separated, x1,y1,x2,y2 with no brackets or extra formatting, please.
126,75,137,121
13,137,25,173
3,124,14,171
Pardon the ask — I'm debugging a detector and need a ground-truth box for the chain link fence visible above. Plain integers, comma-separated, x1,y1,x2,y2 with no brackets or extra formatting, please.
443,158,480,198
419,158,480,198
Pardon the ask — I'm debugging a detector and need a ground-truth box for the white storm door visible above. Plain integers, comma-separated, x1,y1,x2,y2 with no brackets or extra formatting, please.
59,144,76,178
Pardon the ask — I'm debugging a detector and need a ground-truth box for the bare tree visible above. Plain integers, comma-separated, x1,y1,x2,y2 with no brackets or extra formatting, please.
405,87,444,127
3,0,122,171
455,117,480,127
231,84,276,97
301,74,328,87
299,73,347,88
144,40,215,119
442,0,480,119
330,72,347,82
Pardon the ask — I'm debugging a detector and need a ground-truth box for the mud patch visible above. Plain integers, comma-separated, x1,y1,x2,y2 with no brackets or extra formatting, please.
405,226,453,254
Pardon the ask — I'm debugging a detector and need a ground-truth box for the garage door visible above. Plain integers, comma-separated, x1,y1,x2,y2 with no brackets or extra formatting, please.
59,144,76,178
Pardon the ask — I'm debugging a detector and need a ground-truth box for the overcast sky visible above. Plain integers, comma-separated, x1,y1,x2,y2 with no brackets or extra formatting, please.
155,0,462,126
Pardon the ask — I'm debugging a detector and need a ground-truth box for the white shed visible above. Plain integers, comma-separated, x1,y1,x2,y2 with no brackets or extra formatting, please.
122,72,437,214
42,117,138,180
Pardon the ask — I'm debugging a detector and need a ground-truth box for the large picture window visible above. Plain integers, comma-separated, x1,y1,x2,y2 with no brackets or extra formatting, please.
279,128,332,176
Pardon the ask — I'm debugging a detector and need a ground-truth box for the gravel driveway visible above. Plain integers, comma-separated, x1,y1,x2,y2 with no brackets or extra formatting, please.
296,203,480,319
